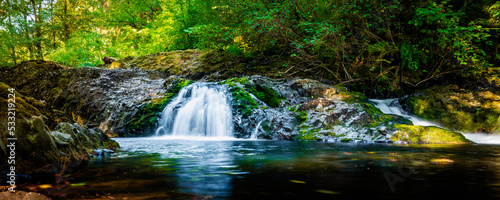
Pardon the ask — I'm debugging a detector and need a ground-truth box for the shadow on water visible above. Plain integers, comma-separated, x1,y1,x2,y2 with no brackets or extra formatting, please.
36,138,500,199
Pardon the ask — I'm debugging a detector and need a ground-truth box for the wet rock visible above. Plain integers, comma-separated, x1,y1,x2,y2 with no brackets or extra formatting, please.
50,131,73,146
0,114,118,174
91,149,115,157
227,76,396,142
298,98,335,111
378,126,389,135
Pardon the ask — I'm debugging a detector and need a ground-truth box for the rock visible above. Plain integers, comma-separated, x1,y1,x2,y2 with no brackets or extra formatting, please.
109,50,206,79
51,131,74,145
378,126,389,135
392,124,472,144
0,191,50,200
0,115,118,174
0,60,169,137
298,98,335,111
402,85,500,133
102,56,117,64
91,149,115,157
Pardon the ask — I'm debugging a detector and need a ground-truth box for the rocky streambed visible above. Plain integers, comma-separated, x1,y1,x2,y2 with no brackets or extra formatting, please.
1,50,499,176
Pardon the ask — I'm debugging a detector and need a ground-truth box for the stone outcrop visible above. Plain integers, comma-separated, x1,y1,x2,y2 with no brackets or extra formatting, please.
402,85,500,133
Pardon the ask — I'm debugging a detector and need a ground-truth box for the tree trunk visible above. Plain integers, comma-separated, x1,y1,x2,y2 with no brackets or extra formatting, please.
63,0,70,42
22,9,34,60
6,0,17,65
32,0,43,59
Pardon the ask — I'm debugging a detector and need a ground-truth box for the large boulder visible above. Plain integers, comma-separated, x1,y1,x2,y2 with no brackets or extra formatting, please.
402,85,500,133
391,124,472,144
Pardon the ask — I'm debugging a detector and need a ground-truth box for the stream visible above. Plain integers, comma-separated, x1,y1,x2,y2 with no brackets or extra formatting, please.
39,87,500,199
45,137,500,199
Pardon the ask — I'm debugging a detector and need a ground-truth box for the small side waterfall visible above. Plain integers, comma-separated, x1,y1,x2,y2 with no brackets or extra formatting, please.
370,98,500,144
155,83,233,138
250,120,263,139
369,99,440,127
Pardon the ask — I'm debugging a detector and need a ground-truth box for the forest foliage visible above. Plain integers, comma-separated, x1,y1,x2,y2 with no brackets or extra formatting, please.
1,0,499,96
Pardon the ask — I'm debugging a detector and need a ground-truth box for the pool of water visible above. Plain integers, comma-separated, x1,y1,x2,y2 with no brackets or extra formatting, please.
40,137,500,199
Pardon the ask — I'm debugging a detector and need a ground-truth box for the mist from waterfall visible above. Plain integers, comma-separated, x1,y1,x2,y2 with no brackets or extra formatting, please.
155,82,233,138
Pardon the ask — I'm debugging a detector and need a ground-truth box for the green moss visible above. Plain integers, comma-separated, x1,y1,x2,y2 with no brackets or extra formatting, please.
392,124,472,144
222,77,249,86
295,128,320,141
125,94,173,131
262,122,272,132
170,78,192,93
294,111,308,124
299,124,311,129
337,88,368,103
287,105,299,112
340,138,353,142
358,102,411,128
245,84,285,107
227,86,258,117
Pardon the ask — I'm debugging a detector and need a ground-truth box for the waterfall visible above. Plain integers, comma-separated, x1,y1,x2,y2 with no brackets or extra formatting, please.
369,98,500,144
250,120,263,139
155,82,233,138
369,99,440,127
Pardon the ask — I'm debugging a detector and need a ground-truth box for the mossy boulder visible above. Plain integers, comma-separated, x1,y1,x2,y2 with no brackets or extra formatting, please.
0,60,67,100
404,85,500,133
0,115,118,175
392,124,472,144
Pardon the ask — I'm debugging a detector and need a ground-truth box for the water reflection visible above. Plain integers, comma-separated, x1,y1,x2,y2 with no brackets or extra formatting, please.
40,138,500,199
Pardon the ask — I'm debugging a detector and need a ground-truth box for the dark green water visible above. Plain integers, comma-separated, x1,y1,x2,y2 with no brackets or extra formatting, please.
43,137,500,199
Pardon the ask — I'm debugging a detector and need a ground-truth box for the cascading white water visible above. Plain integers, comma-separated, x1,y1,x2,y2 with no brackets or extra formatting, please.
155,82,233,138
250,120,263,139
369,99,440,127
369,98,500,144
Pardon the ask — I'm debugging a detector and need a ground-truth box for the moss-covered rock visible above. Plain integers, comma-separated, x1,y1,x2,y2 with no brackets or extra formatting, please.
404,85,500,133
101,50,208,79
227,86,259,118
392,124,472,144
0,115,118,175
0,60,67,100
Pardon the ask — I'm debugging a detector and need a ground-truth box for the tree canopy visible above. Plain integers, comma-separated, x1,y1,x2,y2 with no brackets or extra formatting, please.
1,0,499,96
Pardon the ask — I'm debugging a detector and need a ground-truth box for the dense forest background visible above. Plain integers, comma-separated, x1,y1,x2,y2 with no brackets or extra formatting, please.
1,0,499,96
